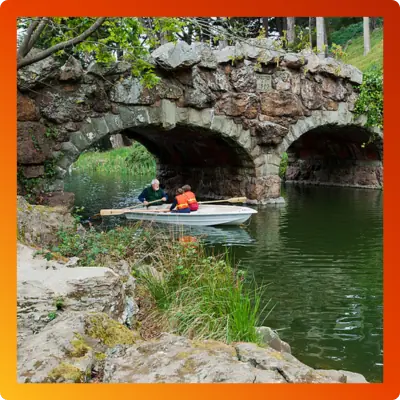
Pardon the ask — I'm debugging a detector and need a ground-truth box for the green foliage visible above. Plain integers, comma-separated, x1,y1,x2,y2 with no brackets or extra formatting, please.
55,296,65,310
138,241,271,343
344,28,383,72
74,143,156,176
329,18,382,47
71,206,85,224
18,17,187,87
330,21,364,47
45,127,58,139
31,135,40,151
48,223,272,344
53,222,150,266
330,43,347,60
43,158,57,180
48,311,57,321
279,152,288,179
353,66,383,130
283,26,313,53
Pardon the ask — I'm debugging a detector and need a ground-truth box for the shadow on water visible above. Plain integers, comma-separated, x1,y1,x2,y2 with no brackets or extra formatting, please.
65,172,383,382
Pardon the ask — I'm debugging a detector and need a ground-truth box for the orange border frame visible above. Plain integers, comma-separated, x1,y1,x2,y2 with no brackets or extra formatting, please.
1,2,398,399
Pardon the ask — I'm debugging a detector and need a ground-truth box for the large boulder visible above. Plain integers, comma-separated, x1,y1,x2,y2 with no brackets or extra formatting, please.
151,41,201,70
17,303,368,383
109,77,156,105
256,326,291,353
17,92,40,121
103,333,287,383
235,342,367,383
40,191,75,211
17,243,131,342
18,311,140,383
59,56,84,82
17,196,79,246
102,333,368,383
17,121,53,164
17,50,60,91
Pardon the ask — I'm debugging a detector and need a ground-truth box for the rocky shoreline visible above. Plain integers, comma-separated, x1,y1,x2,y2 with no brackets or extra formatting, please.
17,196,368,383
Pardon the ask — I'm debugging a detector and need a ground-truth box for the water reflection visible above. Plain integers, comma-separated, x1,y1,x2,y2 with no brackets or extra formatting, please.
65,173,383,382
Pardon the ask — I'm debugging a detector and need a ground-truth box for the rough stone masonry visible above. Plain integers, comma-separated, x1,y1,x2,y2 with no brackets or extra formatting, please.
17,39,383,205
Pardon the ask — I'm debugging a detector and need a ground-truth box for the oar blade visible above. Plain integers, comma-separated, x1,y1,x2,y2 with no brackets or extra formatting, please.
100,209,128,216
227,197,247,203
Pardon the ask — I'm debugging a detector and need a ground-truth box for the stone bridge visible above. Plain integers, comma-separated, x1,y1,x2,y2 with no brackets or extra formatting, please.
17,39,383,204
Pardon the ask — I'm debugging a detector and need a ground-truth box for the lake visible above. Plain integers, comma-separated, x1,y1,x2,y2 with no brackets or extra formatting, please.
65,171,383,382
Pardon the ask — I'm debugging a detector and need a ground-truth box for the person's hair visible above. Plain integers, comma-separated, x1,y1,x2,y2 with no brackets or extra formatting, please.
176,188,184,195
151,179,159,185
182,184,191,192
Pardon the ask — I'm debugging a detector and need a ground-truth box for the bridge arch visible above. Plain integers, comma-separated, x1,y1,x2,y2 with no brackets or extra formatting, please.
56,103,265,200
17,39,383,204
274,107,383,188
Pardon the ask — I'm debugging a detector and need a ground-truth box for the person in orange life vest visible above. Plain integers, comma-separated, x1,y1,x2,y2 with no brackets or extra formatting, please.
170,188,191,213
182,184,198,211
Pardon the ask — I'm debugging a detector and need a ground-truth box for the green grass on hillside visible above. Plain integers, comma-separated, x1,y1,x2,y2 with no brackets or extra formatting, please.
73,142,156,175
343,28,383,72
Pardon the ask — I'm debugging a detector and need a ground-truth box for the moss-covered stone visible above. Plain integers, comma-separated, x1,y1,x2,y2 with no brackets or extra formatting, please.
94,352,107,361
192,340,236,357
85,313,139,347
177,358,198,378
33,360,44,369
48,362,83,383
67,333,91,358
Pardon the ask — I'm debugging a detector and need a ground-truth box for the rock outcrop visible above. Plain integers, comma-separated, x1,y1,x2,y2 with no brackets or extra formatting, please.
17,243,137,345
17,311,367,384
17,195,80,246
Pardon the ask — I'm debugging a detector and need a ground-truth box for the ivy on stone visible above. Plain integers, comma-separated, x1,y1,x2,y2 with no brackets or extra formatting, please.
353,66,383,129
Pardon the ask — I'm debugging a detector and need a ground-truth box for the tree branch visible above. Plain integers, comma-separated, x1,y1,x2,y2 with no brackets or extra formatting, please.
26,18,49,55
18,18,40,59
17,17,107,70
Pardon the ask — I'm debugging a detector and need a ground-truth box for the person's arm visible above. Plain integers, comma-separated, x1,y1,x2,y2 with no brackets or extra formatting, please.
138,188,147,203
161,190,168,202
170,198,177,211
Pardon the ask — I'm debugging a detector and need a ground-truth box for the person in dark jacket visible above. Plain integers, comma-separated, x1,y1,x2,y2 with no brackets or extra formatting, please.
138,179,168,207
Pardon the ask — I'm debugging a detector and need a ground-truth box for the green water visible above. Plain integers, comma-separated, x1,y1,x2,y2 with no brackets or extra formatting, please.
65,171,383,382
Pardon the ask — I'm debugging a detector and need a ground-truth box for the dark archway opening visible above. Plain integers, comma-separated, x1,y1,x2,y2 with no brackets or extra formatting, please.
123,124,256,200
284,125,383,188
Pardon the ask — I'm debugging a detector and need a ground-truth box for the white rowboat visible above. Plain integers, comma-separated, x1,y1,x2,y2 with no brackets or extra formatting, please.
123,204,257,226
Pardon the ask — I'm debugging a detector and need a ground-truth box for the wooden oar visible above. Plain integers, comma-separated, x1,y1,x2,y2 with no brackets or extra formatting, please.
127,198,166,210
198,197,247,205
99,197,247,217
98,199,165,217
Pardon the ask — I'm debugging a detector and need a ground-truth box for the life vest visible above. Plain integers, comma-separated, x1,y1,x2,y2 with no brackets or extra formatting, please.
184,191,198,211
176,194,189,210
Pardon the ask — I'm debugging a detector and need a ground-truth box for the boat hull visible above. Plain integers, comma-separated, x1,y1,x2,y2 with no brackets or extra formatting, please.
124,205,257,226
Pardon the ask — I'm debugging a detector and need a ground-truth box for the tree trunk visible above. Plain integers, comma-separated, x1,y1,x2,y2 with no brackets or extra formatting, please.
276,17,283,36
287,17,295,44
370,17,377,31
262,17,269,37
363,17,371,55
309,17,313,47
316,17,325,59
